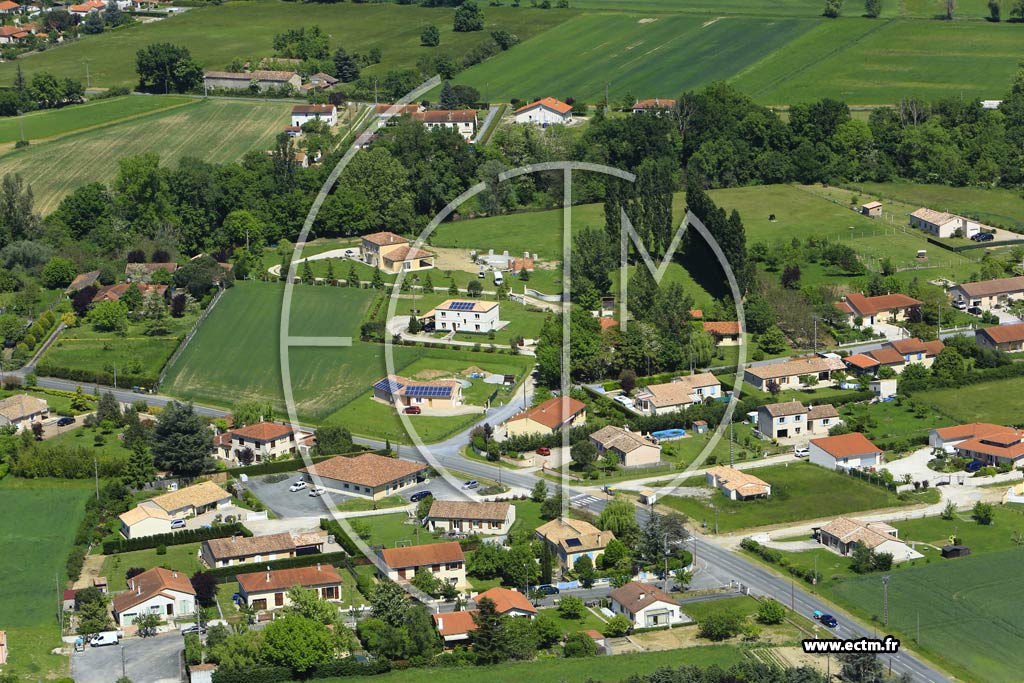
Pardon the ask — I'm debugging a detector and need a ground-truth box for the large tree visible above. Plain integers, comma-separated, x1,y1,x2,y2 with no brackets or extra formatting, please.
471,597,508,664
151,402,212,476
135,43,203,93
261,615,334,674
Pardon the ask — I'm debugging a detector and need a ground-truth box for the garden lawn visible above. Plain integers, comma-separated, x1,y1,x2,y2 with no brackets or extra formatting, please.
40,422,134,460
659,462,915,533
536,606,608,634
508,500,546,536
914,377,1024,425
0,387,92,418
100,543,205,591
352,512,442,550
390,292,550,345
839,399,955,447
0,478,93,677
335,496,406,513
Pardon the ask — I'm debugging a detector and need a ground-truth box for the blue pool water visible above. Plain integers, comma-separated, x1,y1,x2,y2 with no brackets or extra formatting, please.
651,428,686,440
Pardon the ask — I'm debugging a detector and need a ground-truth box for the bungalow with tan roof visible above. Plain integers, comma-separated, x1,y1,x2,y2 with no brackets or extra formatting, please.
203,70,301,92
379,540,466,587
65,270,100,294
743,355,846,392
951,425,1024,468
425,500,516,535
201,532,299,568
977,323,1024,353
112,567,196,627
0,394,48,432
590,425,661,467
949,276,1024,311
513,97,572,126
815,517,922,563
535,518,614,570
609,581,687,629
118,505,172,539
423,299,501,334
137,481,232,519
834,293,923,327
300,453,426,500
432,586,536,644
809,432,883,471
756,401,839,442
705,466,771,500
92,283,168,304
125,262,178,283
372,375,463,412
411,109,478,141
634,373,721,416
505,395,587,438
291,104,336,128
632,98,675,114
360,231,435,273
702,321,742,346
909,208,981,239
236,564,342,612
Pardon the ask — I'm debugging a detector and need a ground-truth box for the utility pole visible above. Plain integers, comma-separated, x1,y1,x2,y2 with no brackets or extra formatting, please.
882,575,890,627
790,579,795,611
373,77,378,105
604,81,609,111
85,61,90,88
729,421,734,467
93,457,99,501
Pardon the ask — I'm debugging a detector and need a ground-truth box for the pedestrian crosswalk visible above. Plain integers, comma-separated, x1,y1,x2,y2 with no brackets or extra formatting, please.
570,494,601,509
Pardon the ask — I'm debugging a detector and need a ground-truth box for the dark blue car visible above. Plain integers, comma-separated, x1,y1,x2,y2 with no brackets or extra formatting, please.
409,491,433,502
819,614,838,628
966,460,984,473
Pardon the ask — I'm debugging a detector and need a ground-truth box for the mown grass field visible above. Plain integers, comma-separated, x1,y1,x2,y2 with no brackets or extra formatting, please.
846,181,1024,234
0,478,92,677
0,98,290,213
0,1,571,88
914,377,1024,425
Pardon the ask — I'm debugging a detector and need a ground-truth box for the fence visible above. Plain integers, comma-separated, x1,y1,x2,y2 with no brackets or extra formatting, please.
157,285,226,389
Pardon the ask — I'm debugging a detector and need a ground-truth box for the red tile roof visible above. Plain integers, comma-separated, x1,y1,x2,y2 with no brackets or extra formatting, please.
382,245,433,262
866,347,905,366
432,609,477,637
633,98,676,109
361,231,408,247
811,432,882,459
599,317,618,331
508,396,586,430
888,337,944,356
844,353,880,370
689,309,703,319
933,422,1004,442
380,541,464,569
978,323,1024,345
956,429,1024,461
237,564,341,594
0,1,20,9
412,110,478,124
844,293,923,317
375,103,421,116
112,567,195,614
231,421,296,442
515,97,572,115
292,104,335,115
609,581,679,612
703,321,741,336
475,586,536,614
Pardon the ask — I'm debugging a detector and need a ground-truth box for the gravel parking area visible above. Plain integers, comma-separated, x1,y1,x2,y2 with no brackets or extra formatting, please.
72,632,181,683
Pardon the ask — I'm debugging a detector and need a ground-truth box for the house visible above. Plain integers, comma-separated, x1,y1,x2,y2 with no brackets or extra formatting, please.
379,541,466,587
513,97,572,126
432,586,535,643
809,433,883,471
62,589,77,612
221,421,311,463
632,98,675,114
0,1,20,13
425,500,516,535
189,664,217,683
834,293,923,327
138,481,231,519
743,355,846,392
360,231,435,273
608,581,686,629
702,321,742,346
111,567,196,627
423,299,500,334
848,338,944,375
291,104,337,128
303,72,338,90
203,70,302,92
125,262,178,283
705,466,771,500
432,609,478,645
814,517,923,563
283,125,302,137
929,422,1005,453
374,102,424,127
860,201,882,217
372,375,463,412
65,270,101,294
68,2,103,16
505,395,587,438
535,517,615,570
843,353,880,375
977,323,1024,353
0,394,48,432
411,110,478,141
952,425,1024,468
756,401,838,441
869,377,897,400
589,425,661,468
299,453,426,500
201,532,297,568
92,283,168,304
0,25,26,43
236,564,342,612
118,505,173,540
634,373,721,416
93,576,108,593
951,276,1024,311
909,208,981,239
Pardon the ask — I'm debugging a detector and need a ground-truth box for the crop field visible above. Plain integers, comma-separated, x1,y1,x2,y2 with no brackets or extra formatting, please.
0,478,92,677
0,98,291,213
0,1,571,89
573,0,998,18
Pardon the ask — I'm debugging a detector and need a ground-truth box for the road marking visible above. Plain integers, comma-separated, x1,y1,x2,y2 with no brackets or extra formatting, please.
287,336,353,347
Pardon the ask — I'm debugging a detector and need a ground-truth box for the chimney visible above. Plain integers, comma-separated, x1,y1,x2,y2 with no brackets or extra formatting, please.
317,562,321,572
524,251,529,259
437,617,443,631
137,584,142,596
172,571,178,579
638,592,645,601
266,567,271,583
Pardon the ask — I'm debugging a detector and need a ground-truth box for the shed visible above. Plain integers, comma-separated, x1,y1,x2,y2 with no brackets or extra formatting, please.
639,489,657,505
941,545,971,558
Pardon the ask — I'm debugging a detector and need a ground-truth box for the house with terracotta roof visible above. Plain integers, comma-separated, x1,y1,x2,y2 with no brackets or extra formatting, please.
0,24,27,43
112,567,196,627
513,97,572,126
0,394,48,432
845,338,944,375
425,500,515,535
590,425,661,467
809,433,883,471
359,231,435,273
977,323,1024,353
505,395,587,438
952,426,1024,468
756,401,839,442
702,321,742,346
743,355,846,392
138,481,232,519
201,532,299,568
535,518,615,570
815,517,922,563
929,422,1006,453
0,1,20,14
118,504,172,539
705,466,771,500
219,421,311,464
203,70,301,92
634,373,721,416
379,541,466,587
236,564,342,612
92,283,168,304
374,102,424,127
950,276,1024,311
125,261,178,283
372,374,463,412
65,270,101,294
632,98,675,114
411,109,478,141
432,586,536,644
432,609,478,644
300,453,426,500
423,299,501,334
291,104,337,128
835,292,923,327
608,581,686,629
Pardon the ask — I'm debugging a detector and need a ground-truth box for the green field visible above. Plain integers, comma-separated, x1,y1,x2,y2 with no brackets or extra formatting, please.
573,0,998,18
0,98,291,213
101,543,205,591
0,1,570,89
0,478,92,677
914,377,1024,425
847,181,1024,234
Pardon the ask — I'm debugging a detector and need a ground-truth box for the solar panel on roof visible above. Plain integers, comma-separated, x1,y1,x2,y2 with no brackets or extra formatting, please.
564,538,582,548
448,301,475,311
406,385,452,398
373,378,403,393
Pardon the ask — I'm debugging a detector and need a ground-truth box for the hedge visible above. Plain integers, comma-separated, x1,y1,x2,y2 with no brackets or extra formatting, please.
103,522,252,554
226,451,375,477
212,657,391,683
319,518,359,556
205,551,353,584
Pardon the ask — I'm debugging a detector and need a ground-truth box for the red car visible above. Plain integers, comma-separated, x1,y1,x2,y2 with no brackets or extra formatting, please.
404,406,421,415
536,447,551,456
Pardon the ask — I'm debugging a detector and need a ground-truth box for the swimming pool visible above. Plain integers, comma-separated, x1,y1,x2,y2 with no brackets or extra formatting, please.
651,428,686,441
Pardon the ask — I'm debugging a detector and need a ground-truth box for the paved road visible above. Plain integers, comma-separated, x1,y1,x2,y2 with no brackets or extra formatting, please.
72,632,181,683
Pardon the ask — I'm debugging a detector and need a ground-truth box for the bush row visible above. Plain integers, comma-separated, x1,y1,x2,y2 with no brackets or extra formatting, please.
319,518,360,556
212,657,391,683
34,361,161,390
102,522,252,555
206,551,353,584
225,452,366,477
740,538,821,585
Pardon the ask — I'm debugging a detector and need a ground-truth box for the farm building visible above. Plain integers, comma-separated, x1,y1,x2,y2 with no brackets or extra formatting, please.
379,541,467,587
909,208,982,239
834,293,923,327
0,394,48,432
756,401,838,442
977,323,1024,353
505,395,587,438
372,374,463,412
291,104,337,128
589,425,661,467
743,355,846,392
203,70,301,92
814,517,922,563
360,231,435,273
808,433,883,471
634,373,721,416
535,517,614,571
860,201,882,217
609,581,687,629
300,453,426,500
950,276,1024,311
513,97,572,126
705,466,771,500
425,500,516,536
423,299,501,334
112,567,196,627
236,564,342,612
411,110,478,141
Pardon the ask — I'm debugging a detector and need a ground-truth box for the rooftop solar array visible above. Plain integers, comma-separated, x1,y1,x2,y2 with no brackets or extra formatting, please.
373,378,404,393
447,301,475,311
564,538,582,548
405,385,452,398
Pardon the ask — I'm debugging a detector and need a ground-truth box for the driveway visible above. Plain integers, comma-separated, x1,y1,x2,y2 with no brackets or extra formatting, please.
72,632,181,683
883,446,937,481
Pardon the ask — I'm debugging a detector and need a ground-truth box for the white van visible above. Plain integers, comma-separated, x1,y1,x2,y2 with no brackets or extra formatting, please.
90,631,119,647
493,271,504,286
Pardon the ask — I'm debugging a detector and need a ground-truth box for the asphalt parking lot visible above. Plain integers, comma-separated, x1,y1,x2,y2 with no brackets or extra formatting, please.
72,632,181,683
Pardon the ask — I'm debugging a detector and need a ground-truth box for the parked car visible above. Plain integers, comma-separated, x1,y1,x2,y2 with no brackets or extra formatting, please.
972,232,995,242
308,486,327,497
410,490,433,502
461,480,479,490
965,460,984,473
404,406,422,415
56,416,75,427
952,300,967,310
967,306,983,316
289,481,308,492
422,322,435,333
180,624,207,636
794,447,810,458
478,270,486,278
536,447,551,456
534,584,560,595
170,519,187,530
90,632,119,647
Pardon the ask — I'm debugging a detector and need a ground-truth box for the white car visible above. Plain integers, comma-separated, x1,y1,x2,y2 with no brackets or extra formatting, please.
794,447,810,458
461,480,479,490
614,395,634,408
952,300,967,310
289,481,307,492
308,486,327,497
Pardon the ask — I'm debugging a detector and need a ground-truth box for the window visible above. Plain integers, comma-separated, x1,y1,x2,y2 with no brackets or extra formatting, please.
322,586,338,600
432,564,441,572
166,603,173,615
274,592,284,607
252,599,267,610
